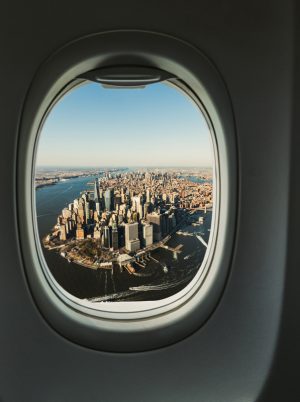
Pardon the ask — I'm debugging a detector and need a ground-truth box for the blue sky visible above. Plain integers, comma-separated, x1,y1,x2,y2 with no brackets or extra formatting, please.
36,81,213,167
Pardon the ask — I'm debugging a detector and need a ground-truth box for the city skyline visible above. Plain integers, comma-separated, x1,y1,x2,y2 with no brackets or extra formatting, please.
36,81,214,167
42,169,213,293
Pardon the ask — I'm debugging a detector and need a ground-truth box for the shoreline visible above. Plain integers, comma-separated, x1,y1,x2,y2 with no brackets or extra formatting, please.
42,210,210,272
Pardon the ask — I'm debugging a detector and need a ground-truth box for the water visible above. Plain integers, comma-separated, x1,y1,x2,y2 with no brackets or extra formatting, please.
36,175,212,301
179,175,213,184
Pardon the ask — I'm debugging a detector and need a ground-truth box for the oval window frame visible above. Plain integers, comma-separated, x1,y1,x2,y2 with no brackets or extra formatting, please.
18,30,237,352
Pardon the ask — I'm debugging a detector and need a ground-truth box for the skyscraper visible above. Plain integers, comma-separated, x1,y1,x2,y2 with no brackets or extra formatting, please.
60,224,67,241
84,200,90,223
78,201,85,224
142,223,153,247
146,188,151,203
125,222,140,252
103,225,111,248
146,212,162,241
104,188,114,211
94,179,100,201
112,224,119,250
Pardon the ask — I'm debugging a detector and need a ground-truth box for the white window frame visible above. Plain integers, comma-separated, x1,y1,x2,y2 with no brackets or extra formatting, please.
17,30,237,352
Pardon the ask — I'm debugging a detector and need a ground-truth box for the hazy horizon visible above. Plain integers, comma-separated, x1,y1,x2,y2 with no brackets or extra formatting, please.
36,164,213,169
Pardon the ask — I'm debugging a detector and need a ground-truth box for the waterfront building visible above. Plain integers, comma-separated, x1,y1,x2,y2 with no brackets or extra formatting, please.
73,198,79,210
82,192,89,201
125,222,140,251
62,208,72,219
146,212,162,241
127,239,140,252
60,224,67,241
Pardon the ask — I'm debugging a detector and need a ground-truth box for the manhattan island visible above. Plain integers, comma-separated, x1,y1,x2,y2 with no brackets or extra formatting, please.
43,169,213,274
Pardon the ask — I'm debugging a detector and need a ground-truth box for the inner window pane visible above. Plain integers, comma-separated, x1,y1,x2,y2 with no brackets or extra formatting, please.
35,81,214,303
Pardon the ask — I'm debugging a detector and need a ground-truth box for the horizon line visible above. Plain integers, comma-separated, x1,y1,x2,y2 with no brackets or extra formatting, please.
36,165,213,169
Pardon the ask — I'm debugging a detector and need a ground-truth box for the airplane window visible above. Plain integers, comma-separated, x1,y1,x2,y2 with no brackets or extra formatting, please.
34,75,217,312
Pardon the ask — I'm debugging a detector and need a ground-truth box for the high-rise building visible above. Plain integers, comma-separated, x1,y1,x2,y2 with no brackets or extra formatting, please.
94,180,99,201
146,212,162,241
125,222,140,251
169,214,176,231
95,201,101,214
161,213,169,237
82,192,88,202
131,195,140,212
114,195,121,210
103,226,111,248
85,200,90,222
142,222,153,247
73,198,79,210
78,202,85,224
62,208,72,219
60,224,67,241
118,224,125,247
127,239,140,252
104,188,113,211
112,225,119,250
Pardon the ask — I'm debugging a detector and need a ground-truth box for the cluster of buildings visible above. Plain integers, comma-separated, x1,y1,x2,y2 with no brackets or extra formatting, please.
50,170,213,254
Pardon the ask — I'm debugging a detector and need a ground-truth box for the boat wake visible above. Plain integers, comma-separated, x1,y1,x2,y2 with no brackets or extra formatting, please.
86,276,191,302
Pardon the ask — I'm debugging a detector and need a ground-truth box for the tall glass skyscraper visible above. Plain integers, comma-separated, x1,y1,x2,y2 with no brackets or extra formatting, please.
104,188,114,211
94,180,99,202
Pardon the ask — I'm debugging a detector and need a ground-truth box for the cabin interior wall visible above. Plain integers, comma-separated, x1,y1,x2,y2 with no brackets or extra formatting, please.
0,1,296,401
